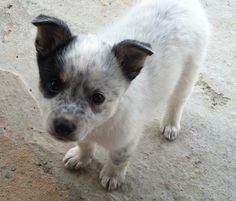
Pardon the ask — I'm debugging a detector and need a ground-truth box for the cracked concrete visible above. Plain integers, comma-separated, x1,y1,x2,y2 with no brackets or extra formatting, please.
0,0,235,200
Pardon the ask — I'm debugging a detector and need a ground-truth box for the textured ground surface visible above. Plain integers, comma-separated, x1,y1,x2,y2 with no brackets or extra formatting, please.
0,0,235,201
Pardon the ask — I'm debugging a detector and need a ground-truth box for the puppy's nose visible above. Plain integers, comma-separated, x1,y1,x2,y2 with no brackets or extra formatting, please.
53,118,76,136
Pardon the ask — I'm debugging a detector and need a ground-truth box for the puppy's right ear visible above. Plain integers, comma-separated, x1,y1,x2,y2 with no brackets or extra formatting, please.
32,15,72,56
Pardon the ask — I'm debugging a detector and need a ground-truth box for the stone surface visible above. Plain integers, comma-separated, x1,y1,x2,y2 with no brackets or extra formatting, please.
0,0,235,200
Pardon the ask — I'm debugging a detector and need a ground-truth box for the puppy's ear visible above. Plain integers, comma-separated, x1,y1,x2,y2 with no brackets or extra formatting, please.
112,40,154,80
32,15,72,56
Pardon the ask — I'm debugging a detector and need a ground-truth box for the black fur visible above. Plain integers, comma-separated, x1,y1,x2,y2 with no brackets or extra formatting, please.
32,14,77,98
32,14,72,56
36,36,76,98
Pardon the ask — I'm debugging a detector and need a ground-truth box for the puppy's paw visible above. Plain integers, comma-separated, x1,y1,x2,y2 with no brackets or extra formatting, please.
99,164,126,191
161,123,180,141
63,146,92,169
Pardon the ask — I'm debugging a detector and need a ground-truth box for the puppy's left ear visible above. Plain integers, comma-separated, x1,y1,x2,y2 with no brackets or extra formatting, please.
112,40,154,80
32,14,72,56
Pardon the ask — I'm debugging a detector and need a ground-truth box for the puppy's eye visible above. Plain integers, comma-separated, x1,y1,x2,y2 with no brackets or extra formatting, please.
91,92,105,105
48,79,60,93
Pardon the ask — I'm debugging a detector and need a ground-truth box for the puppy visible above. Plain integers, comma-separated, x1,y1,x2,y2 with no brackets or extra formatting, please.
32,0,210,191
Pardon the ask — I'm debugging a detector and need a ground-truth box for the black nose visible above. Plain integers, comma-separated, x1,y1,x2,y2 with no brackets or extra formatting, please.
53,118,76,136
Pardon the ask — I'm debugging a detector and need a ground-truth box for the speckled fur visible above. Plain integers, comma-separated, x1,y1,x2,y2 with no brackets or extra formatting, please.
34,0,210,191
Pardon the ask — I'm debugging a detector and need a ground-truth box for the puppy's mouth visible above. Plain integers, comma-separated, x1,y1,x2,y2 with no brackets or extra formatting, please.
47,126,88,142
51,133,78,142
48,130,78,142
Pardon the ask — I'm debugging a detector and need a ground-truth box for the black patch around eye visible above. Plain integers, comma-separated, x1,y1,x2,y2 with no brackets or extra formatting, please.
43,78,63,98
38,60,66,99
36,36,76,99
38,54,65,98
39,76,64,98
49,79,60,92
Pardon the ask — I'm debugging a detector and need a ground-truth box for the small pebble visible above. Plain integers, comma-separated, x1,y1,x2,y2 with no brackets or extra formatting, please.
0,166,6,170
7,4,13,9
4,172,11,179
35,162,42,167
10,166,16,171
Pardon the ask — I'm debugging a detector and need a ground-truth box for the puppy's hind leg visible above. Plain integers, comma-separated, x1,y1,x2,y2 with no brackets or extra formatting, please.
161,57,202,141
63,140,95,169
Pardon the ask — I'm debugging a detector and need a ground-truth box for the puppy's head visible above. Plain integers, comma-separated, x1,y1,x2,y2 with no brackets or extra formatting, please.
32,15,153,142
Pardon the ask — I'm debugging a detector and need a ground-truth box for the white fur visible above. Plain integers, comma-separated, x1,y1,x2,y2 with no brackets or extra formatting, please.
91,0,210,145
63,0,210,190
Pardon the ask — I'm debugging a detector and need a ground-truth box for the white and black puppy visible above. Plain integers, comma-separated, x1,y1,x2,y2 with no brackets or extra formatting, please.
32,0,210,191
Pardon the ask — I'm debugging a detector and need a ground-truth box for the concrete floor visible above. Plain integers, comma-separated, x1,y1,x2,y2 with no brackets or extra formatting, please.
0,0,235,200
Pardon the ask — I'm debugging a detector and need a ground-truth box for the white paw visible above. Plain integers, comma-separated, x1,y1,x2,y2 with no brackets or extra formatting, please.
161,123,180,141
99,165,126,191
63,146,92,169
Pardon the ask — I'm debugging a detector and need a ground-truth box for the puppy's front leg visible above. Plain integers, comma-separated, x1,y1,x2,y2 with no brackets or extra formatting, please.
99,143,135,191
63,141,95,169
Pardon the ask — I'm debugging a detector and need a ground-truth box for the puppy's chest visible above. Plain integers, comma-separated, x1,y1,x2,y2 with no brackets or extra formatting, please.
88,118,132,149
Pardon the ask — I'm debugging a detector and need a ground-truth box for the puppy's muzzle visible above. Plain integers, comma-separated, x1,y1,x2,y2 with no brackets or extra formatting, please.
53,117,76,137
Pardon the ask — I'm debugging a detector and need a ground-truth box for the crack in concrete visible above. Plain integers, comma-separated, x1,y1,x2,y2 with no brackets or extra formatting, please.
196,76,231,108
